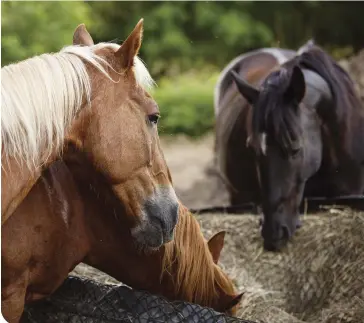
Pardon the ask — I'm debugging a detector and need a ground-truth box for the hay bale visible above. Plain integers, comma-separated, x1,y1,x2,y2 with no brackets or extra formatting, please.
198,210,364,323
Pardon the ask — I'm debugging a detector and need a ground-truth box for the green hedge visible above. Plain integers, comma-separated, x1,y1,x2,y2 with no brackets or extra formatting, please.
152,70,219,137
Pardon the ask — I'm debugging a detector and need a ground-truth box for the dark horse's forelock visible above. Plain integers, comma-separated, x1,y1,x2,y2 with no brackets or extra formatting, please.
251,66,302,155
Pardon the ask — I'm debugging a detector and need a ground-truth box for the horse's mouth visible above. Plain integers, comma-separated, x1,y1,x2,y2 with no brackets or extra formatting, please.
131,217,174,250
263,225,291,251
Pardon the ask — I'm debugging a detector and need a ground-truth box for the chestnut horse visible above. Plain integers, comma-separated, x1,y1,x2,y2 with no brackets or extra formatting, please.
1,20,179,250
214,42,364,251
2,148,243,322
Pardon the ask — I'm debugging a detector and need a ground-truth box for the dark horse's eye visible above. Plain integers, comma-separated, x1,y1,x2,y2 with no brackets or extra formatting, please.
148,114,160,125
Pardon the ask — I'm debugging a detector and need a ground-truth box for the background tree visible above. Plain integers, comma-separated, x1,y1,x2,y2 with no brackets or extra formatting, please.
1,1,92,66
2,1,363,137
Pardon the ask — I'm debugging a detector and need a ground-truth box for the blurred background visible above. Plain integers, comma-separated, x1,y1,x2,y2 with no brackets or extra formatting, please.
2,1,364,139
2,1,364,208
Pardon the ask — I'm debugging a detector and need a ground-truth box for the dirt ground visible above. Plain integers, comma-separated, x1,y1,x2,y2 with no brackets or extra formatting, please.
160,134,229,209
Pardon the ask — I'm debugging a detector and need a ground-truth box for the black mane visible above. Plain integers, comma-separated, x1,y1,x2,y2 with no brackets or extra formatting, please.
297,45,361,122
251,45,361,156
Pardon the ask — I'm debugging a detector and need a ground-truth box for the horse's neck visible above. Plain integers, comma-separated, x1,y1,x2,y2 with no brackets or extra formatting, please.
1,158,42,225
60,146,132,276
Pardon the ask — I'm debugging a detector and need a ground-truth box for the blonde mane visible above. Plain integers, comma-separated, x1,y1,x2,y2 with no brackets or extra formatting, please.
162,204,236,306
1,43,154,170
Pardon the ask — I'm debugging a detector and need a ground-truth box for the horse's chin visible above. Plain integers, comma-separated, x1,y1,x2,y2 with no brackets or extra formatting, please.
131,226,173,255
131,234,163,251
131,214,175,250
261,217,300,252
263,238,289,252
131,238,163,255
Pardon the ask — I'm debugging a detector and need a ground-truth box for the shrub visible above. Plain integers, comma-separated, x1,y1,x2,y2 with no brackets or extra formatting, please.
152,70,219,137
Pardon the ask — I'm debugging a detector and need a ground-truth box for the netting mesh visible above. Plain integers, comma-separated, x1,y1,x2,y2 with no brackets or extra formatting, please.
22,276,257,323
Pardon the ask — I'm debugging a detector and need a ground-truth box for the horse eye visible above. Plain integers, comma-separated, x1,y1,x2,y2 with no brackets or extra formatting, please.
148,114,160,125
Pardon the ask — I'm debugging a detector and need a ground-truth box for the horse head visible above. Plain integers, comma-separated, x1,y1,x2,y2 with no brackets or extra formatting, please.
65,20,179,249
231,63,322,251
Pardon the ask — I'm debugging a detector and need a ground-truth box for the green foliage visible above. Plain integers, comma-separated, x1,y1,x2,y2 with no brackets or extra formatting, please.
2,1,363,137
329,46,354,61
1,1,92,66
152,70,219,137
87,1,273,77
3,1,362,71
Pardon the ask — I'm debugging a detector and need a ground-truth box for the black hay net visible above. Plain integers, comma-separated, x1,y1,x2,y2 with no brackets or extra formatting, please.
22,276,257,323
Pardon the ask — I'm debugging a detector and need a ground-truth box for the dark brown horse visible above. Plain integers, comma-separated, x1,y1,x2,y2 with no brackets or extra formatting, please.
214,41,364,251
2,146,242,322
1,20,179,251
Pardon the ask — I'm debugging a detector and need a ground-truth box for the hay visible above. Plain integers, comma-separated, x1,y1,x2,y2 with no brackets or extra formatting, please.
199,210,364,323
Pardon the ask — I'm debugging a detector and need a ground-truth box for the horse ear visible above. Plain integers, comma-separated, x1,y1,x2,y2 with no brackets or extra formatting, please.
73,24,94,46
115,18,144,70
230,70,259,105
224,292,244,312
297,38,315,54
285,65,305,104
307,38,315,47
208,231,226,264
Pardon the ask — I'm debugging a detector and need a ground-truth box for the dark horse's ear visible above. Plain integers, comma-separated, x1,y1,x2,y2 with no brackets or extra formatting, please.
284,65,305,104
230,70,260,105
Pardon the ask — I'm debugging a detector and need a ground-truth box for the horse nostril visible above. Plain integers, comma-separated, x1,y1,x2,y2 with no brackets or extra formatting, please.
151,216,166,232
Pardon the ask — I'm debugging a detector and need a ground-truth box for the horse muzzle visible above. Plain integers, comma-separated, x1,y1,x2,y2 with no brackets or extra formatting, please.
131,186,179,248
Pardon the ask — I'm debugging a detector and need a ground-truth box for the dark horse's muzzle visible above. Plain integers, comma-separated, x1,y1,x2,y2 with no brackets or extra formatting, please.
260,216,301,251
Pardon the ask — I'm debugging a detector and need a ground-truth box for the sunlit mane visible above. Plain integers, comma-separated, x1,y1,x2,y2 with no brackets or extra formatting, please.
162,204,236,306
1,42,155,170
